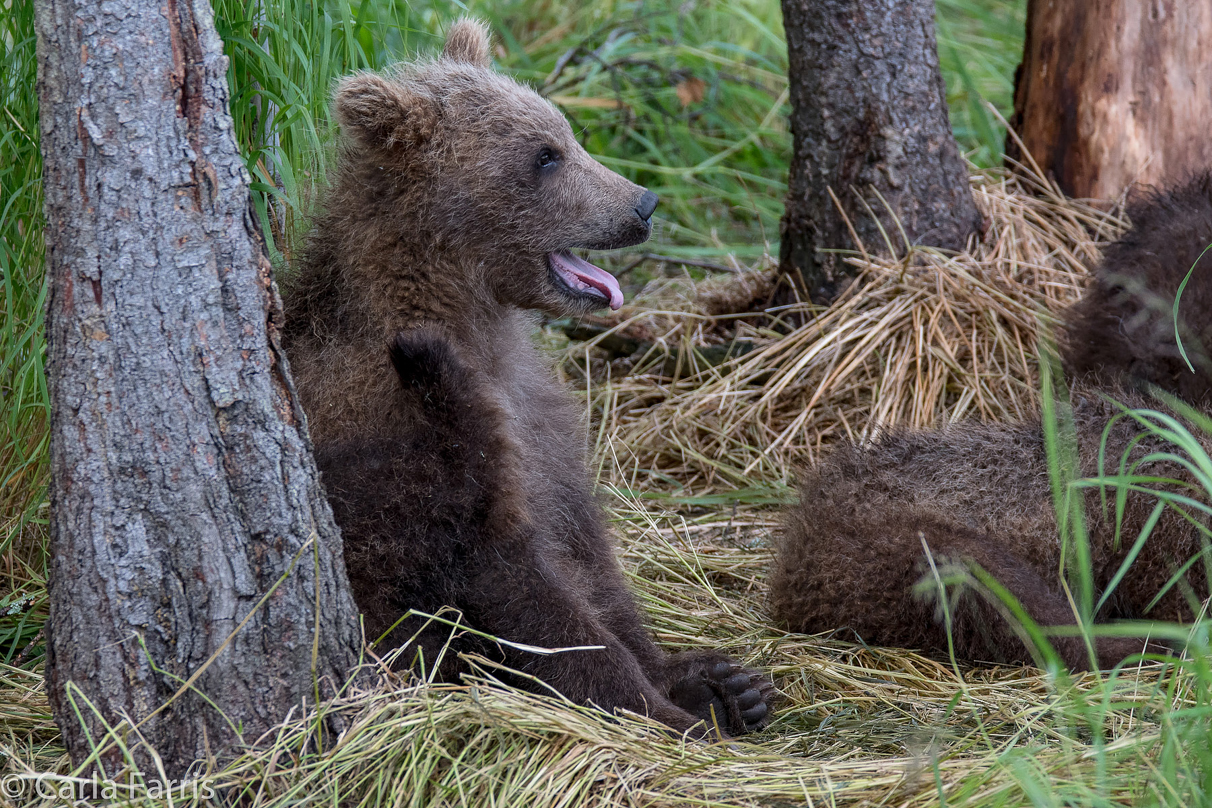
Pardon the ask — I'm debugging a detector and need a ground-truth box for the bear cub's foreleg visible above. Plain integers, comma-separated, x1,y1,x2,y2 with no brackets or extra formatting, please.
318,331,771,736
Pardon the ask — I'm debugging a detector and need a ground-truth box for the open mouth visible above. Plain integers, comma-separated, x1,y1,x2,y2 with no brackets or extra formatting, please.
548,250,623,310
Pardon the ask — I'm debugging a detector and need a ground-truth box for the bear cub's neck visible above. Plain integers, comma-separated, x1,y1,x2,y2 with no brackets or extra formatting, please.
284,194,553,445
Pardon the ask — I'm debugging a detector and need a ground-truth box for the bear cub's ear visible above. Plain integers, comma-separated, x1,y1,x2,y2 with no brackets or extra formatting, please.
442,18,491,68
334,73,438,153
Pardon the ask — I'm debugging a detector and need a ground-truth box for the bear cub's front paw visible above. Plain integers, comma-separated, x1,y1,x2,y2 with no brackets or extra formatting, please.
664,652,773,736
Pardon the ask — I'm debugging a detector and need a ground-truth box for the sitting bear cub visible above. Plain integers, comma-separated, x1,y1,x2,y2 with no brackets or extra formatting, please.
284,19,771,737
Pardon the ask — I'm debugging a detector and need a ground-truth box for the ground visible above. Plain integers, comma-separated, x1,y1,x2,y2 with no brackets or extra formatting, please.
0,498,1197,805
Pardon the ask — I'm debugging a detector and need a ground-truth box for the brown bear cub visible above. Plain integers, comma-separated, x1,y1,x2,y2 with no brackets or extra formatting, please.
771,176,1212,671
1065,174,1212,405
283,20,771,737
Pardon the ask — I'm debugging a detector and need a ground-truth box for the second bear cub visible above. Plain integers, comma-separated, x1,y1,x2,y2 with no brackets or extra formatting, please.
772,177,1212,671
285,20,771,737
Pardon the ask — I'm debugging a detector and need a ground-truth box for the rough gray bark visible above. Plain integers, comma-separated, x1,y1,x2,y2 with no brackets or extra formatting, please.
35,0,363,776
779,0,982,302
1008,0,1212,200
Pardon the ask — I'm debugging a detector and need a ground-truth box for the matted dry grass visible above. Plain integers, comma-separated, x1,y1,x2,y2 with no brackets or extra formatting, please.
0,502,1197,807
578,169,1126,494
4,172,1204,806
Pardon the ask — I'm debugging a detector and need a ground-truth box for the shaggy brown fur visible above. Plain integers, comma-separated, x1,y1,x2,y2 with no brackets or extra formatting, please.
1065,174,1212,404
772,179,1212,670
285,20,771,737
772,383,1212,669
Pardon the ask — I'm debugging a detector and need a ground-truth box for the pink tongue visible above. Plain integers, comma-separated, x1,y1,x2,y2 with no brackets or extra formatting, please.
550,251,624,310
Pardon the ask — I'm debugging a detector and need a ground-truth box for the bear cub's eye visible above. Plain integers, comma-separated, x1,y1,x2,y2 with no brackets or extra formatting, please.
536,147,560,171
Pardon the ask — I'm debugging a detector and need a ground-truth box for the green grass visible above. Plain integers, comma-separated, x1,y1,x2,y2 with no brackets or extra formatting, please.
217,0,1025,265
213,0,414,261
1032,379,1212,806
937,0,1026,167
0,0,49,663
907,356,1212,805
216,0,796,265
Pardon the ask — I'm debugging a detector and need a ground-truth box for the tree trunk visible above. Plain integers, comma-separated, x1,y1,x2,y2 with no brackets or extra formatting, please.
779,0,982,302
1008,0,1212,200
35,0,363,776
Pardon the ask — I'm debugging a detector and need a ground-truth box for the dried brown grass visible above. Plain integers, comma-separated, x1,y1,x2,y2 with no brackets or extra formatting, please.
574,169,1126,494
0,503,1195,808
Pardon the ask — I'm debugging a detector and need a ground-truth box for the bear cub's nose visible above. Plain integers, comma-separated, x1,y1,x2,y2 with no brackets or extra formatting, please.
635,190,658,223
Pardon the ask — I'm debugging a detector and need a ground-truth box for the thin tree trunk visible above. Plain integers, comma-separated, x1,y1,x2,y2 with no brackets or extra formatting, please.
35,0,363,776
779,0,981,302
1008,0,1212,200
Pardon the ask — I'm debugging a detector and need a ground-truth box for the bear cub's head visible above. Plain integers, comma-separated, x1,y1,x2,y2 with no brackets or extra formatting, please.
333,18,656,315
